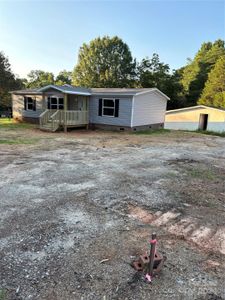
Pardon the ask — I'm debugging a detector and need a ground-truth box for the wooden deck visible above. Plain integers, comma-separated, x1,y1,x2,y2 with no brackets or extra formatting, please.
39,110,89,131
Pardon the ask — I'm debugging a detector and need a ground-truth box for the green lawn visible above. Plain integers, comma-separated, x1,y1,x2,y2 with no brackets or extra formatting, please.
133,128,171,135
0,118,36,129
0,118,39,144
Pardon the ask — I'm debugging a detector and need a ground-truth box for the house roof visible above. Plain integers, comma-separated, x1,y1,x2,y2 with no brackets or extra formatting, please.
90,88,152,95
10,85,169,99
10,88,42,95
166,105,225,114
11,85,91,95
91,87,170,99
37,85,91,95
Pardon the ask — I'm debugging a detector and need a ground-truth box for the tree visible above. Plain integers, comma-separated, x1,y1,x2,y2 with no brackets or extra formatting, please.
0,51,23,109
73,36,136,87
180,40,225,106
55,70,72,85
26,70,54,88
137,54,184,109
137,53,170,89
198,55,225,108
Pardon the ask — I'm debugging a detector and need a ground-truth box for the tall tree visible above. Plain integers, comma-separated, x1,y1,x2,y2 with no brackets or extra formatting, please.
55,70,72,85
198,55,225,108
73,36,136,87
137,54,184,109
0,52,23,109
26,70,54,88
180,40,225,106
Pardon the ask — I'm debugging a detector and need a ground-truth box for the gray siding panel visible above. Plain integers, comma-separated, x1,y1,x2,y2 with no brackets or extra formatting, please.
23,109,43,118
89,95,132,127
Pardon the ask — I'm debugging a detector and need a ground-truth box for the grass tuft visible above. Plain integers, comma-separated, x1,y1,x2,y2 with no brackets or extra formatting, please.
0,118,35,130
133,129,170,135
187,168,215,180
0,289,6,300
196,130,225,137
0,138,39,145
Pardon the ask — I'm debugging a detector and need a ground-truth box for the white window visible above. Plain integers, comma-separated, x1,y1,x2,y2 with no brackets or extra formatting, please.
102,99,115,117
48,96,64,110
24,96,36,111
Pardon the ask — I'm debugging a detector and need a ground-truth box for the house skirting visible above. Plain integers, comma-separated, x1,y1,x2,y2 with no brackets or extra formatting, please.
89,123,164,131
14,116,39,124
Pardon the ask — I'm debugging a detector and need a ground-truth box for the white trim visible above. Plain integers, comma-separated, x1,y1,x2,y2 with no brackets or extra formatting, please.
92,92,135,96
25,96,35,111
166,105,225,114
48,95,64,110
102,98,116,117
131,96,134,127
135,88,170,100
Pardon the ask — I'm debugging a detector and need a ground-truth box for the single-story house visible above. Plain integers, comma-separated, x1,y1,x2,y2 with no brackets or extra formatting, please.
11,85,169,132
165,105,225,132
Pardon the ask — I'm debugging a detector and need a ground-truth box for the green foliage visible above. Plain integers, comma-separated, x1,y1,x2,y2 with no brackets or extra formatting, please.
25,69,72,88
137,54,184,109
198,55,225,108
0,118,35,129
180,39,225,106
0,289,6,300
0,52,24,109
55,70,72,85
26,70,54,88
133,129,170,135
73,36,136,87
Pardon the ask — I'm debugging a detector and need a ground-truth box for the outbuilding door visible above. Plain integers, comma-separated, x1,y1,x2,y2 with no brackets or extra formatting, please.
199,114,208,131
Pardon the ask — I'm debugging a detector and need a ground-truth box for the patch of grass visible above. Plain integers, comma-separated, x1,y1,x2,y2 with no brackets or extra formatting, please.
196,130,225,137
0,118,35,130
0,289,6,300
187,168,215,180
133,128,171,135
0,138,39,145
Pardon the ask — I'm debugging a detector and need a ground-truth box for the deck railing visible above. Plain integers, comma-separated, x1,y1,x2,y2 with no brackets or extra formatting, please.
39,109,51,127
62,110,88,125
40,110,88,131
50,110,61,131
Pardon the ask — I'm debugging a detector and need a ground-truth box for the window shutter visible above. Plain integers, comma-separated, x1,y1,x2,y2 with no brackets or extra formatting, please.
24,97,27,110
115,99,119,117
98,98,102,116
47,97,50,109
33,99,36,111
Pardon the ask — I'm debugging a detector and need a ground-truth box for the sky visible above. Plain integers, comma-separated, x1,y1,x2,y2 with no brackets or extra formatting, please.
0,0,224,78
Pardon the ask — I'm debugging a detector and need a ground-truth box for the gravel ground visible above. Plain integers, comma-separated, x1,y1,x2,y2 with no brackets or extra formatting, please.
0,127,225,300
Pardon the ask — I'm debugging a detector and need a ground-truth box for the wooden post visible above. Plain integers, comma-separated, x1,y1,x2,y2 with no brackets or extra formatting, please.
149,233,157,277
64,93,67,133
86,96,89,130
42,92,46,109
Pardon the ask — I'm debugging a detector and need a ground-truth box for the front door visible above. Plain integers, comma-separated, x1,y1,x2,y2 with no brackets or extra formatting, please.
199,114,208,130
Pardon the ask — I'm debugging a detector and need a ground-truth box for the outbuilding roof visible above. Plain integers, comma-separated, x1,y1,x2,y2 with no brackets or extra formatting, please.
166,105,225,114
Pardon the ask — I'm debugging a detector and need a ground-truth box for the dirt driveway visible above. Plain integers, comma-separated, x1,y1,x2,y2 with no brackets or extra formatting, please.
1,126,225,300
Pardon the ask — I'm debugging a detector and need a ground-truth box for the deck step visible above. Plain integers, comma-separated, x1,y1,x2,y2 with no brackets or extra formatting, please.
40,124,59,132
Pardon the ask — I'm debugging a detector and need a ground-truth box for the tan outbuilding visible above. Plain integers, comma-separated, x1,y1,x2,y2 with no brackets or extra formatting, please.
165,105,225,132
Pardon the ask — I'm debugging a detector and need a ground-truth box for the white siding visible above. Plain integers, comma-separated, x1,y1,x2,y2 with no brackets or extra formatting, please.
164,122,199,131
165,106,225,132
165,122,225,132
132,91,167,127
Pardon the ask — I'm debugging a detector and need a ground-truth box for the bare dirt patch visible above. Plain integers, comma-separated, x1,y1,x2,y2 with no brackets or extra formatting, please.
1,128,225,299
